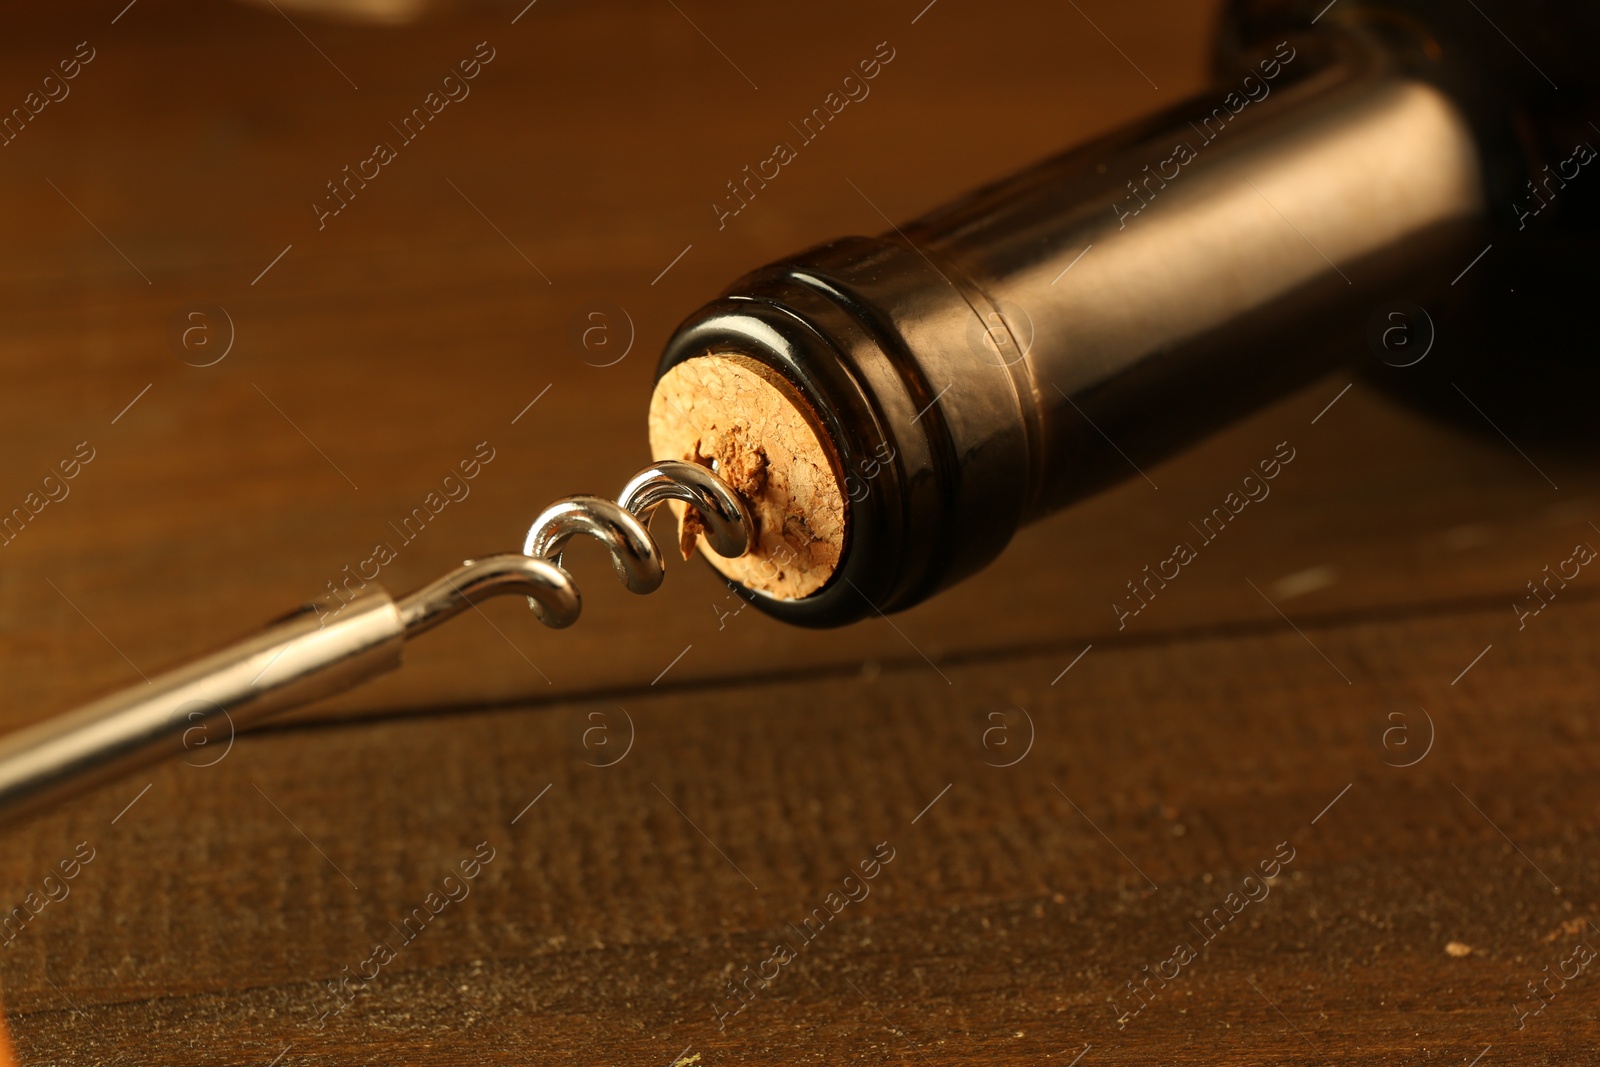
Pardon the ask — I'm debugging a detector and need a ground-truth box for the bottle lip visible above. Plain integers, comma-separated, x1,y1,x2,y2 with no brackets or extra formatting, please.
656,292,913,628
657,234,1036,627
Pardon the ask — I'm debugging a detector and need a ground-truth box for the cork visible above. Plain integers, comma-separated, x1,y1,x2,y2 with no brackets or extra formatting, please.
648,353,846,599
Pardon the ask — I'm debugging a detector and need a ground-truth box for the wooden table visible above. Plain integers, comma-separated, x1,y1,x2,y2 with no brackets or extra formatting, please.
0,0,1594,1062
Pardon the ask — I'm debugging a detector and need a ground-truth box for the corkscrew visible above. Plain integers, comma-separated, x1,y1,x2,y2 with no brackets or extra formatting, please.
8,0,1598,828
0,461,751,829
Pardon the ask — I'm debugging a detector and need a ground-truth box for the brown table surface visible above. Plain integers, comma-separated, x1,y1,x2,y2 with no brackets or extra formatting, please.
0,0,1595,1063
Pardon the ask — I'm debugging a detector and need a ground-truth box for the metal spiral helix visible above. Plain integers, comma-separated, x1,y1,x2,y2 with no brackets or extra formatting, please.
521,459,753,623
394,460,753,638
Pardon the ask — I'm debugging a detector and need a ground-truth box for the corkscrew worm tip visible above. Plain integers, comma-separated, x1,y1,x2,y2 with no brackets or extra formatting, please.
518,459,754,618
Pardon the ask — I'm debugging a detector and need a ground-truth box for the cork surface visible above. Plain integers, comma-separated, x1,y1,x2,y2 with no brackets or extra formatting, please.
648,353,846,599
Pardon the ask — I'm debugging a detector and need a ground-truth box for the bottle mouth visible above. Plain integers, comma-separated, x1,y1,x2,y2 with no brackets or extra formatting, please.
655,290,898,629
654,235,1033,628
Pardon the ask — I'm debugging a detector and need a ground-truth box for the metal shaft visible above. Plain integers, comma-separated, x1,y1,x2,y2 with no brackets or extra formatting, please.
0,591,407,828
0,555,568,830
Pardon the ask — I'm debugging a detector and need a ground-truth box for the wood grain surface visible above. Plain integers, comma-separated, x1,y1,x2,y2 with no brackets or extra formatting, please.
0,0,1594,1063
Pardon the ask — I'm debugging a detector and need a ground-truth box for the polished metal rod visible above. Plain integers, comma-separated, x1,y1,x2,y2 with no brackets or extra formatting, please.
0,554,568,830
0,587,408,829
